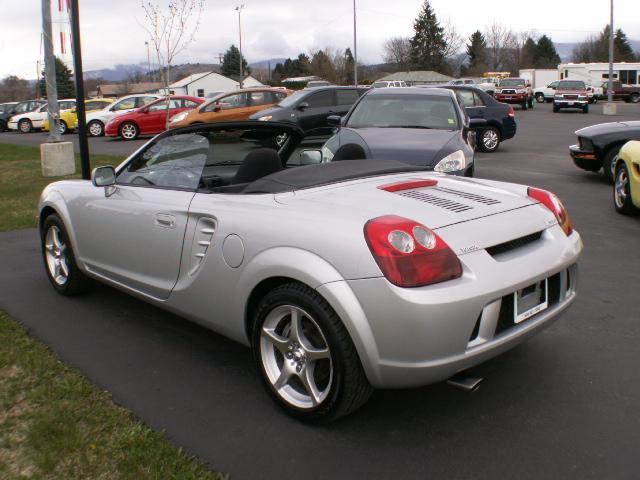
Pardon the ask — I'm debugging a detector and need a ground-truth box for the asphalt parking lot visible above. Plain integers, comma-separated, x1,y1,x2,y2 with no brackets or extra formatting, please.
1,101,639,480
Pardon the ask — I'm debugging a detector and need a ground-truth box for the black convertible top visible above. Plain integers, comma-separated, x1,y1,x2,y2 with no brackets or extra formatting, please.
243,160,428,194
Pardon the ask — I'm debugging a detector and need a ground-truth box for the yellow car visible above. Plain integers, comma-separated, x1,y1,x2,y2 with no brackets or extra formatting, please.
42,98,114,134
614,140,640,215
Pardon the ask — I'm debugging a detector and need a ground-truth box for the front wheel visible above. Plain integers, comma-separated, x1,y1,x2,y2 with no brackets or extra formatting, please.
59,120,68,135
41,214,90,295
614,162,638,215
479,126,500,152
18,119,32,133
630,93,640,104
535,93,545,103
88,120,104,137
119,122,139,140
602,147,620,184
252,283,372,423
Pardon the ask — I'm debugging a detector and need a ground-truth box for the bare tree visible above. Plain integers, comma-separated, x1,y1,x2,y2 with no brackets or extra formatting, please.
140,0,205,126
442,20,464,61
383,37,411,71
484,22,517,72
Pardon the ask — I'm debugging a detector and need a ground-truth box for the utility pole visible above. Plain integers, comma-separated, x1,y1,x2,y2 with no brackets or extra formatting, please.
236,4,245,89
42,0,61,142
353,0,358,87
70,0,91,179
608,0,614,103
604,0,616,115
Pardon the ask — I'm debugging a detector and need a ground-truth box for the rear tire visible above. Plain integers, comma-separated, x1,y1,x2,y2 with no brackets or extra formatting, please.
479,126,501,152
59,120,68,135
613,162,638,215
535,93,545,103
88,120,104,137
630,93,640,104
40,213,90,296
251,282,372,423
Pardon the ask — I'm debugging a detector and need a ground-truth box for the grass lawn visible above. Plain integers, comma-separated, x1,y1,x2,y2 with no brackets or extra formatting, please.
0,311,227,480
0,143,121,232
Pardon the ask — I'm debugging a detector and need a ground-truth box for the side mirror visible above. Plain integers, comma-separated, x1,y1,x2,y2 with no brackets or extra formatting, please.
213,105,222,112
469,118,488,129
91,166,116,187
299,149,323,165
141,107,149,114
297,102,309,111
327,115,342,126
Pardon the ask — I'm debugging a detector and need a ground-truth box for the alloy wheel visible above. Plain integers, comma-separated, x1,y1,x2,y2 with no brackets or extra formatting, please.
120,123,138,140
260,305,333,409
44,225,69,286
614,168,629,209
19,120,31,133
483,129,499,151
88,121,103,136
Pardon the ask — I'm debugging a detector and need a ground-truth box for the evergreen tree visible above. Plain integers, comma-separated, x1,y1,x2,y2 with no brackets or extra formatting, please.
310,50,337,83
466,30,487,74
535,35,561,68
344,48,355,84
614,29,636,61
39,56,75,99
409,1,447,71
221,45,250,78
520,37,537,69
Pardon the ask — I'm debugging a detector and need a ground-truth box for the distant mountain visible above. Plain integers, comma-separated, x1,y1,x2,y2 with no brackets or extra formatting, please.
84,63,149,81
249,58,287,70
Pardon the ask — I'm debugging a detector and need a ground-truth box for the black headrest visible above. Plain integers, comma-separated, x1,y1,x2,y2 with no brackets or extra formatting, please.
332,143,367,161
234,148,283,184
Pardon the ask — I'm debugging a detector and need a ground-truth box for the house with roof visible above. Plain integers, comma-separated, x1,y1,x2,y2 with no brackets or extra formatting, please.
376,71,454,86
94,82,163,98
163,72,265,98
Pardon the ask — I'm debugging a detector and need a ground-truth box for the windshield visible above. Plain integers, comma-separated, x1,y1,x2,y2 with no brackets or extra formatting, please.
499,79,525,87
276,90,308,108
346,94,459,130
557,81,585,90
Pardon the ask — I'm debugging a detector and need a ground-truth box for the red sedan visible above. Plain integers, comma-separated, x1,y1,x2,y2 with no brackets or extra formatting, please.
105,96,204,140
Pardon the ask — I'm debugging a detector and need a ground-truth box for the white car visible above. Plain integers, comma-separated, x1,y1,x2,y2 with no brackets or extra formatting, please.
534,81,559,103
84,94,160,136
8,99,76,133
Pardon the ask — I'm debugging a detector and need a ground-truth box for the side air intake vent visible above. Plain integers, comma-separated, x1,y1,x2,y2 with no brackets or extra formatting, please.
486,231,543,257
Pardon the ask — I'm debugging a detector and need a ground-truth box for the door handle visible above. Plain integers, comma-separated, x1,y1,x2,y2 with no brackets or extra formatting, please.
155,213,176,228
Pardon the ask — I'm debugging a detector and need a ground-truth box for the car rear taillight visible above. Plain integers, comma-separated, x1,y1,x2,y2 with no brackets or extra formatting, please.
507,105,515,118
363,215,462,287
527,187,573,236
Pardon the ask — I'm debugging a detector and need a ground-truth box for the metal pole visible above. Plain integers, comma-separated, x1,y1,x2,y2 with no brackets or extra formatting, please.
607,0,614,103
145,41,151,82
236,5,245,89
70,0,91,180
42,0,61,143
353,0,358,86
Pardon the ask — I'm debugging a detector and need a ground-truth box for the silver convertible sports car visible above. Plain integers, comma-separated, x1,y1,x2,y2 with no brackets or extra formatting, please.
39,121,582,422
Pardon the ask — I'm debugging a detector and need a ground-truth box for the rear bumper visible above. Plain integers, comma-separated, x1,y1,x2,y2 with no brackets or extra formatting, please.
570,144,602,171
322,227,582,388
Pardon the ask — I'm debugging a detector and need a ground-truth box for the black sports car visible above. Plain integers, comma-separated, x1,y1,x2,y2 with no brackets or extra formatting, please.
437,85,517,152
320,87,484,176
569,121,640,183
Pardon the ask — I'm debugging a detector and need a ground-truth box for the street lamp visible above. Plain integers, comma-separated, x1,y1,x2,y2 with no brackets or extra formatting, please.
235,4,245,89
353,0,358,86
145,41,151,82
605,0,616,115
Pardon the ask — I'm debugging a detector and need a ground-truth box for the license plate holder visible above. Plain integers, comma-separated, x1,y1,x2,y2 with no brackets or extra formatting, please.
514,279,548,324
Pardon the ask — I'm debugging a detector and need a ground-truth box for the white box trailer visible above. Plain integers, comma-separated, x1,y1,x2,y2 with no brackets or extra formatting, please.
559,62,640,87
519,69,559,89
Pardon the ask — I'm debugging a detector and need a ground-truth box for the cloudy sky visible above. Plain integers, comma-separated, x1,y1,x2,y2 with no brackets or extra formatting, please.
1,0,639,79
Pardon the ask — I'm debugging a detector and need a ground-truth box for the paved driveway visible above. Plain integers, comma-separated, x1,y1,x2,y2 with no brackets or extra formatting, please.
1,102,639,479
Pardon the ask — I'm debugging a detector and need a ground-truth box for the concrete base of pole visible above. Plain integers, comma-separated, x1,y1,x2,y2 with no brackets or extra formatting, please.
41,142,75,177
603,102,617,115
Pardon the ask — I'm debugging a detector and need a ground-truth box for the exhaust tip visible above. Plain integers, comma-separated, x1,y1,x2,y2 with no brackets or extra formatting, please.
447,374,484,392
